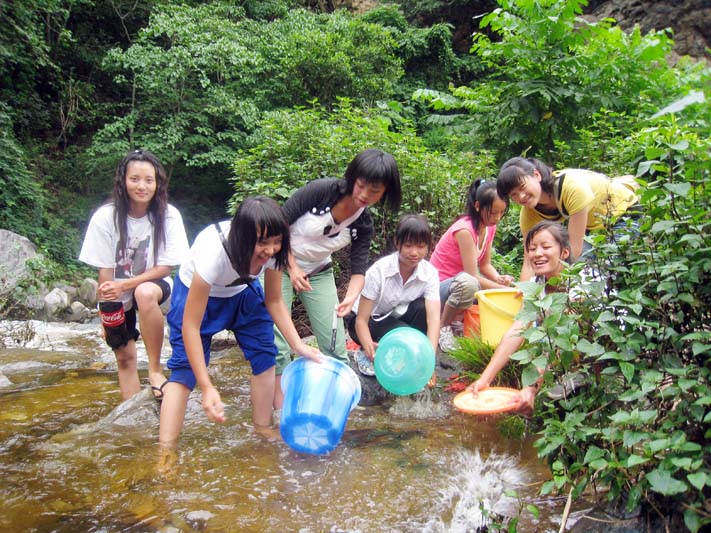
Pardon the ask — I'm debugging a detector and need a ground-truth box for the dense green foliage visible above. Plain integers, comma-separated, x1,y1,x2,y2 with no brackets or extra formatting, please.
0,104,84,264
361,5,479,95
91,4,404,164
4,1,432,255
1,0,710,529
502,86,711,530
0,106,45,242
230,99,487,253
413,0,680,159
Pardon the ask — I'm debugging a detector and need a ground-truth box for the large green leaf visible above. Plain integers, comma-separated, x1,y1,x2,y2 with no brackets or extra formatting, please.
646,469,687,496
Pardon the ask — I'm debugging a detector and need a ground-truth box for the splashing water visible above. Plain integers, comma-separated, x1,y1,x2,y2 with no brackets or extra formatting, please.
388,387,452,419
438,449,526,531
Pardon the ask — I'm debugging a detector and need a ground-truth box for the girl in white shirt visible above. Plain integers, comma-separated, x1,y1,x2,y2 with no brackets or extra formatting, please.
159,196,322,444
345,214,440,378
79,150,188,401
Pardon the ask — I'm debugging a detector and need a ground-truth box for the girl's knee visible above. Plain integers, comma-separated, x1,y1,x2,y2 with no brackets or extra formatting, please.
453,272,480,292
134,282,162,309
114,347,137,369
448,273,480,308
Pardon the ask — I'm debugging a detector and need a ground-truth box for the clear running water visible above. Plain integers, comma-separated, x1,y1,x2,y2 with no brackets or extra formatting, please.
0,321,570,532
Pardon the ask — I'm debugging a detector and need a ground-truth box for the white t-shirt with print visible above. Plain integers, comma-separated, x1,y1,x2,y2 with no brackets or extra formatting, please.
178,221,275,298
79,203,189,309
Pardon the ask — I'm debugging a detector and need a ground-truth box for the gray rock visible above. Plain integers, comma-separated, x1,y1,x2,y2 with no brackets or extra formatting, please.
352,359,391,406
43,288,70,319
568,505,681,533
0,371,12,388
0,229,39,293
352,349,464,407
586,0,711,62
77,278,98,306
91,387,161,429
65,301,91,322
56,284,78,301
25,290,47,314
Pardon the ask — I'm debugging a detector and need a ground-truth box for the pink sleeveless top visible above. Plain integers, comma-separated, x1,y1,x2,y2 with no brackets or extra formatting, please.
430,216,497,282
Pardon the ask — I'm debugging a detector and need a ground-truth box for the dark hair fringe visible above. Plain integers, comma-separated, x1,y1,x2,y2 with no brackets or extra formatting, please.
395,213,432,249
497,156,555,197
226,196,290,278
524,220,571,254
344,148,402,211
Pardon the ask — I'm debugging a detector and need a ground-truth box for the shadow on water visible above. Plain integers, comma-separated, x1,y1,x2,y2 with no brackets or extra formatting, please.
0,321,574,532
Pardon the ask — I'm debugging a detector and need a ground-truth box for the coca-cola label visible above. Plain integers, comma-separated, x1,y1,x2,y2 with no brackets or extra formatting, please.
101,309,125,327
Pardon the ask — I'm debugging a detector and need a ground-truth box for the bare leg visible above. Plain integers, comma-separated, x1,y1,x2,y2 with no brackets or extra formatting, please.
156,442,178,478
114,340,141,400
134,281,167,390
440,303,461,328
253,367,279,440
159,381,191,444
252,367,276,426
273,374,284,410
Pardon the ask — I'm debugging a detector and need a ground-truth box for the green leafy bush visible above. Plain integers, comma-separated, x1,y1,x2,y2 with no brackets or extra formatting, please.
522,89,711,530
414,0,679,158
93,5,403,170
0,106,45,237
0,106,82,265
362,4,476,95
230,99,490,255
258,9,403,108
447,334,522,387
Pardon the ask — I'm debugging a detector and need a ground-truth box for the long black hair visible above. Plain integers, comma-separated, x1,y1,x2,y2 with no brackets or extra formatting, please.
112,149,169,265
226,196,290,278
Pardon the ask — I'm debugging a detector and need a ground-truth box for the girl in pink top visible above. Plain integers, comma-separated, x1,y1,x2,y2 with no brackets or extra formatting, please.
430,180,514,351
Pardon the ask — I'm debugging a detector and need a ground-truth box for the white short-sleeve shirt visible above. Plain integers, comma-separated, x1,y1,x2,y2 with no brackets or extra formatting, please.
354,252,440,319
178,221,275,298
79,203,189,309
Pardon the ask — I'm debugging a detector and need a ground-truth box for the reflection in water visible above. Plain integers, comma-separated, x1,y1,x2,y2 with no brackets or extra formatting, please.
0,321,562,532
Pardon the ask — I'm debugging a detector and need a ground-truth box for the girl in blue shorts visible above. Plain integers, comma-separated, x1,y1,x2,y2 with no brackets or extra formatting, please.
159,196,322,444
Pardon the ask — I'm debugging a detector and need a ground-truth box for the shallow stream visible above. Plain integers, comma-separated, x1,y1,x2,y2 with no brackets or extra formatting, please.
0,320,572,532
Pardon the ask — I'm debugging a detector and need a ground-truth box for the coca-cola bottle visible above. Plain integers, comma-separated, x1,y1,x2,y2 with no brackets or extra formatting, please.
99,301,128,348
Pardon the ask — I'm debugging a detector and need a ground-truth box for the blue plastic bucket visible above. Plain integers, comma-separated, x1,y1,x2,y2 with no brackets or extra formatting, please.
280,356,361,455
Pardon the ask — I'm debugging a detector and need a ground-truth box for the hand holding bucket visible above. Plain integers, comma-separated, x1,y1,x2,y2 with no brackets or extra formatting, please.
374,327,435,396
280,356,361,455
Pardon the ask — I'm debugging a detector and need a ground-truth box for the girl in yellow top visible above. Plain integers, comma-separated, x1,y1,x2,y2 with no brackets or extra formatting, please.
497,157,639,280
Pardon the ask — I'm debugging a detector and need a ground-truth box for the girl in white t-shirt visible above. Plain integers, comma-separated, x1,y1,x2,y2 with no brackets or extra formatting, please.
159,196,322,444
79,150,189,401
345,214,440,379
467,221,572,415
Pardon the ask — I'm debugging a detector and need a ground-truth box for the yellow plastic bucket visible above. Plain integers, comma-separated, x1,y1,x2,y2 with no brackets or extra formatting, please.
475,289,523,346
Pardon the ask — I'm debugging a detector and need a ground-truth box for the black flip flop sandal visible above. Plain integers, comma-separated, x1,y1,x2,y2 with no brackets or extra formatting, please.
151,380,169,402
